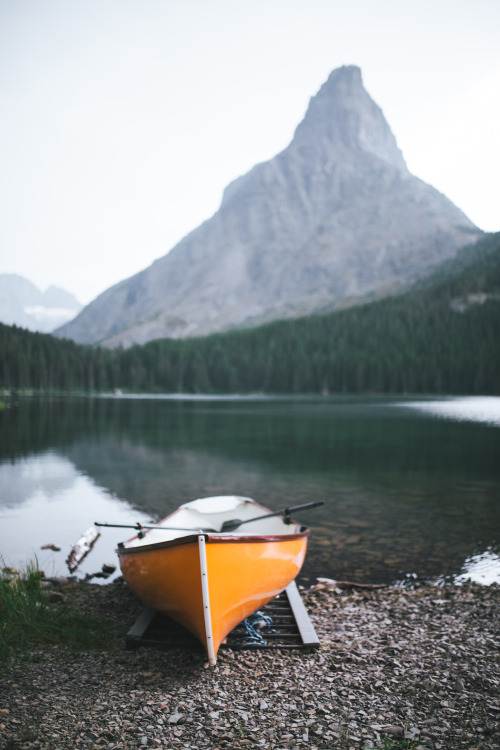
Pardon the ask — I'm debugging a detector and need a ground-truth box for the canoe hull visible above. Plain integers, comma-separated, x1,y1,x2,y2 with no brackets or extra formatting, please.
118,531,308,662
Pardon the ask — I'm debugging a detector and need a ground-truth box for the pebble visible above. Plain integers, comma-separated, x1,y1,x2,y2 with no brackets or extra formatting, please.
0,578,498,749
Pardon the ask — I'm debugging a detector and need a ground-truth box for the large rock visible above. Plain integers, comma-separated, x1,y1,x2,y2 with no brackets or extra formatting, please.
56,66,481,347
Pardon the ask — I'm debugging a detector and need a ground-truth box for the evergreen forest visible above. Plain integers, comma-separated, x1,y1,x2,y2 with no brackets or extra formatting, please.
2,233,499,396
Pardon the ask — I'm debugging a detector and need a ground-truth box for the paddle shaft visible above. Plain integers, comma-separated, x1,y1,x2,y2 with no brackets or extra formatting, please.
220,500,325,531
96,500,324,536
95,522,215,533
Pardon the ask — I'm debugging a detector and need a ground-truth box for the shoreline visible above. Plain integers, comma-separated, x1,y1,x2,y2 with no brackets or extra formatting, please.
0,578,498,749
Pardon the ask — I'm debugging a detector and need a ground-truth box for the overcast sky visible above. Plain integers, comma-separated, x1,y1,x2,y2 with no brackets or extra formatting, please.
1,0,499,304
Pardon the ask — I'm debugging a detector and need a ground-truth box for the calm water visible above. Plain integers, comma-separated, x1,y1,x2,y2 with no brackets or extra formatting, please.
0,395,499,586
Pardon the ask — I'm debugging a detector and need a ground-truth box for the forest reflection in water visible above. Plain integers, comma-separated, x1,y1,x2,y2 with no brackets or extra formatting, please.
0,395,499,585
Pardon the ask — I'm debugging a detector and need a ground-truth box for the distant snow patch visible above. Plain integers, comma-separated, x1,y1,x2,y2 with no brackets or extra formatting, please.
24,305,79,330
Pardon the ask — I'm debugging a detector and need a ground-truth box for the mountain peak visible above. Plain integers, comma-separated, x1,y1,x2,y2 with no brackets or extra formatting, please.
292,65,407,171
56,66,481,348
0,275,82,333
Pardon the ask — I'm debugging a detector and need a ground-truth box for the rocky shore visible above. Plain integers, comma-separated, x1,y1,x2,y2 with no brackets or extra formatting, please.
0,578,498,750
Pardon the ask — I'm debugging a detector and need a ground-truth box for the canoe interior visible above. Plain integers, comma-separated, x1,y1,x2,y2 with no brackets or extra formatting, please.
121,495,306,548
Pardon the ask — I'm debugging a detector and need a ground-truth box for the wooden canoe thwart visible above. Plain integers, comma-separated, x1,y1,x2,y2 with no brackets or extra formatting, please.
115,495,320,665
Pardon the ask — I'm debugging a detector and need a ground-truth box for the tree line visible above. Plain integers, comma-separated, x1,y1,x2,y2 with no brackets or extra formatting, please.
2,233,499,396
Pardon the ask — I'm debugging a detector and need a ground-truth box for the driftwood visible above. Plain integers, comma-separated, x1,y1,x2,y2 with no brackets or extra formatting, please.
66,526,100,572
314,576,387,590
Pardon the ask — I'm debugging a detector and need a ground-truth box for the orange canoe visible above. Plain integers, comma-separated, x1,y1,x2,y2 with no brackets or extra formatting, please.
116,496,312,664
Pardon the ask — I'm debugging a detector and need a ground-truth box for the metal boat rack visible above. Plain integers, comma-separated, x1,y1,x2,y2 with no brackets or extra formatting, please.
126,581,319,653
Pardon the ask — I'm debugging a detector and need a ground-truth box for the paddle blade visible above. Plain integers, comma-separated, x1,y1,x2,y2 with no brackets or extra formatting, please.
220,518,242,532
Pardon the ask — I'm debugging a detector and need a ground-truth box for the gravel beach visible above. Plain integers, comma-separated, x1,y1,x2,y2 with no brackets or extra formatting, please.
0,578,498,750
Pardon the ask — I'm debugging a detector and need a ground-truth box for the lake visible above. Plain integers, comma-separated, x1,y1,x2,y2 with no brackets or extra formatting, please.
1,395,499,586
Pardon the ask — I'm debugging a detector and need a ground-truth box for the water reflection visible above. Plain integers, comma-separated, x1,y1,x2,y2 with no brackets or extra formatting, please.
454,548,500,585
0,452,76,508
399,396,500,427
0,452,150,579
0,396,499,585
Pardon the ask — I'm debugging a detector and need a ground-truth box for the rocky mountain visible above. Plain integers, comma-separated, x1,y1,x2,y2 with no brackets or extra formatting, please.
56,65,482,348
0,274,82,333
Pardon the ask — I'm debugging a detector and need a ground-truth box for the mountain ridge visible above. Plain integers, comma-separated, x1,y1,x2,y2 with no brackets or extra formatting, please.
0,274,82,333
56,65,482,348
2,231,499,395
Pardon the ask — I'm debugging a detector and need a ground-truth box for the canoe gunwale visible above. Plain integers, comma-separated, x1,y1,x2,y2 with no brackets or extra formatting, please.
116,528,310,556
207,527,309,544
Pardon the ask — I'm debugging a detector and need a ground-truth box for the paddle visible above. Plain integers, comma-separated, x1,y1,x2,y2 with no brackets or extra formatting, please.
219,500,325,532
96,500,324,537
94,522,216,534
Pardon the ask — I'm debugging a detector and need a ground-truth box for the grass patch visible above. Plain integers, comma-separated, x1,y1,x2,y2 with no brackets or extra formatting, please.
0,562,116,660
